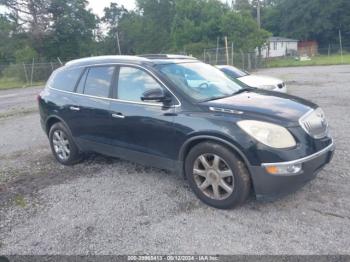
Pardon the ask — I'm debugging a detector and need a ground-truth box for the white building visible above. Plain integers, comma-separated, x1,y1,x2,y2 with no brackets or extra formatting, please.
261,37,299,58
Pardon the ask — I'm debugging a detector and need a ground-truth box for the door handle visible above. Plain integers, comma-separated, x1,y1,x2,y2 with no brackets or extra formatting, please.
112,113,125,119
70,106,80,111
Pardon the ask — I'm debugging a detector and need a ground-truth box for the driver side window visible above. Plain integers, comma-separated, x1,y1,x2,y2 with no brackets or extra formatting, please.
117,66,164,103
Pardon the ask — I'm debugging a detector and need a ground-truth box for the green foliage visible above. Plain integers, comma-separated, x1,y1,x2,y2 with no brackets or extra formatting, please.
266,54,350,68
262,0,350,47
45,0,98,59
234,0,251,11
221,12,271,52
1,0,271,61
0,14,26,63
171,0,226,51
2,64,25,80
101,0,269,56
15,46,38,63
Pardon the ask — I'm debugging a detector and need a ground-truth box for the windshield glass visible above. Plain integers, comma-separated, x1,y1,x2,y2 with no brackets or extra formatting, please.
220,66,248,79
157,62,244,102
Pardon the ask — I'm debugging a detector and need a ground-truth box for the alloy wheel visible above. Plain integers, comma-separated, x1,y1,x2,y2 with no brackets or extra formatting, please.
52,130,70,161
193,154,234,200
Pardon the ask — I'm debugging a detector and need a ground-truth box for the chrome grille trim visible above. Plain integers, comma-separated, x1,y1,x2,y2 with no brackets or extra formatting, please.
299,108,329,139
262,140,334,167
209,107,243,115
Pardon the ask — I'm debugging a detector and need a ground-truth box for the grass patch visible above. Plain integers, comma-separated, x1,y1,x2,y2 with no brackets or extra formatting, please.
0,77,45,90
0,107,38,119
266,54,350,68
14,195,27,208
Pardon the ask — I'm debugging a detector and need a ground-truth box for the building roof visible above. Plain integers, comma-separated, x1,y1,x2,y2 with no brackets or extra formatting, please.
269,36,298,42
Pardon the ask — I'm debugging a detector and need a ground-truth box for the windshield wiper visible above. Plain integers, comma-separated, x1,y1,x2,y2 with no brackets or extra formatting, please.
200,95,231,102
232,87,254,95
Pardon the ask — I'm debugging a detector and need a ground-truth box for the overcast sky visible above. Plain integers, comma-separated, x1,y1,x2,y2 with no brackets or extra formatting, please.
0,1,229,17
88,0,137,17
88,0,230,17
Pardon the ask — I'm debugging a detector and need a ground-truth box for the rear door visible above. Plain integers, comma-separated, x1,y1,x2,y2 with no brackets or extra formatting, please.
108,65,177,168
70,66,116,149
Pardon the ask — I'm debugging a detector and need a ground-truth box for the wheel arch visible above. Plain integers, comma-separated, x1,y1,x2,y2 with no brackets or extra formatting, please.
179,135,252,171
45,115,71,136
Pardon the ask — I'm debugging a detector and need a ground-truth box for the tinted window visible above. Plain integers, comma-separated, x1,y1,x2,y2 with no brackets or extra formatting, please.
117,67,163,102
84,66,115,97
49,67,82,92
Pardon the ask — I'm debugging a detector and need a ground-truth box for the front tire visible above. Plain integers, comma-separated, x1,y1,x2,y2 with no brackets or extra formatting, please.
185,142,251,209
49,122,82,165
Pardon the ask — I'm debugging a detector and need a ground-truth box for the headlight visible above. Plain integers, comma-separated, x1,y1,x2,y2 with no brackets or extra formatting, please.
259,85,276,90
237,120,296,149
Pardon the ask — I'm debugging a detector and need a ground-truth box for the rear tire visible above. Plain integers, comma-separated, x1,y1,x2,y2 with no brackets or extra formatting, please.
49,122,82,165
185,141,251,209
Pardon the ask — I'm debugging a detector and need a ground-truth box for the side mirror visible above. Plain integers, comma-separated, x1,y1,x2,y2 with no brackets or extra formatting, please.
141,88,171,103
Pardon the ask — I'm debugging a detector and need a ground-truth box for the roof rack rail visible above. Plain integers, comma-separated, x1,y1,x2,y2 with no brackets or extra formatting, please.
139,54,197,60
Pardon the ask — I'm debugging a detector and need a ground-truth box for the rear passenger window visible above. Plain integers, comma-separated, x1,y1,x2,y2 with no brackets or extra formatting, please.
84,66,115,98
49,67,82,92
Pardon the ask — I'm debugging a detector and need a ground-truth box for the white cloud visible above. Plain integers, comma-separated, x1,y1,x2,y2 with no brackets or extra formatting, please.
87,0,136,17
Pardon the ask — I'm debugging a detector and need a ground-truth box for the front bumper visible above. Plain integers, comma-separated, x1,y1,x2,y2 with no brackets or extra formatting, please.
249,141,335,200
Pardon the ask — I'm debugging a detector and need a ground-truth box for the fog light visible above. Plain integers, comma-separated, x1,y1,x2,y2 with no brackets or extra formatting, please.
265,163,302,175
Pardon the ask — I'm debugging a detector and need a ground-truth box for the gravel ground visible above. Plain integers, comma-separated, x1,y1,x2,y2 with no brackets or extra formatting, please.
0,65,349,255
0,86,41,117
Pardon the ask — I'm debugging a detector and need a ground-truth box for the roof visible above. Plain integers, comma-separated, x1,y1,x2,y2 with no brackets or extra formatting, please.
65,55,148,68
269,36,298,42
64,54,197,68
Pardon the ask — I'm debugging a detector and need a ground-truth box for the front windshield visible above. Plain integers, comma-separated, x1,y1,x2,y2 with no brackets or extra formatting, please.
157,62,244,102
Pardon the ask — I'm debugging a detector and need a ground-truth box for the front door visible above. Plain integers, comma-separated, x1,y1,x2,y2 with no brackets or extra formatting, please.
109,65,177,169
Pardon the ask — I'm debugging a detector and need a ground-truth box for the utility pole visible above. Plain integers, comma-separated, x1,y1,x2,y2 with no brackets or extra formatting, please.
339,29,343,63
215,37,219,65
231,42,234,65
116,31,121,55
257,0,261,29
257,0,262,59
225,36,229,65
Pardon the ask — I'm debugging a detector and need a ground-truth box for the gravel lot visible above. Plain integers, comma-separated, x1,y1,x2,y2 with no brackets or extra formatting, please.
0,65,349,255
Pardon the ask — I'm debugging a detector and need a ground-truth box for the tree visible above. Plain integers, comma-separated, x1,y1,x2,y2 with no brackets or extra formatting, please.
262,0,350,48
1,0,51,54
0,14,29,63
103,0,176,54
45,0,98,59
134,0,175,53
171,0,227,54
234,0,251,11
221,12,270,52
101,3,128,54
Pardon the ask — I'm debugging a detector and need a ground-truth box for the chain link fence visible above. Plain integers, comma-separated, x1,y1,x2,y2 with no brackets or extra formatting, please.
1,45,349,89
203,47,263,71
0,61,62,88
203,45,350,71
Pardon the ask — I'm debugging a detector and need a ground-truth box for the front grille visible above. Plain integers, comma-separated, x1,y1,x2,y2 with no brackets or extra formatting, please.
299,108,329,139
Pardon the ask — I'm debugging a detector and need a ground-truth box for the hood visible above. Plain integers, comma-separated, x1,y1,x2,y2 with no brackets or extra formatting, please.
201,90,317,125
238,75,282,89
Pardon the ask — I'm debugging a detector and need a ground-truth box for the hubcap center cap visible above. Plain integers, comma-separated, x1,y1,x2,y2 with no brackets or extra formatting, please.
208,170,219,182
